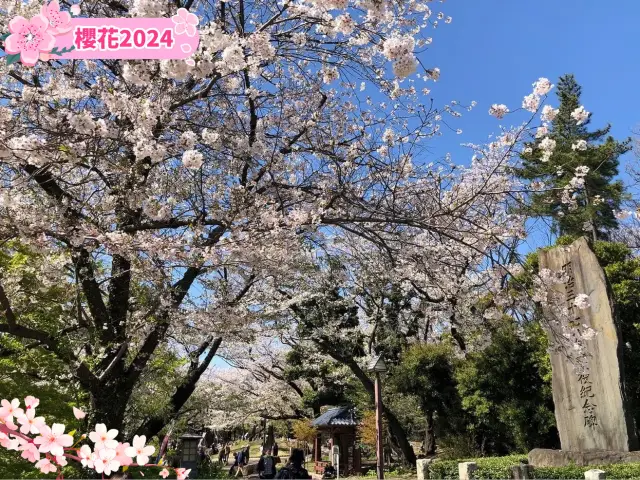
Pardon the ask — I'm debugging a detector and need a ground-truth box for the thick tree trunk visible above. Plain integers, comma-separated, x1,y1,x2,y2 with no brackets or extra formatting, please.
88,379,134,433
424,410,436,456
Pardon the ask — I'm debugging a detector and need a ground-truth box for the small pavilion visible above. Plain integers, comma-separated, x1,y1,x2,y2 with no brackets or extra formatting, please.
311,406,362,476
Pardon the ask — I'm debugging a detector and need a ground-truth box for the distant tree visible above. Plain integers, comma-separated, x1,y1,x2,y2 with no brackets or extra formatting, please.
517,74,631,240
454,322,558,455
357,410,378,458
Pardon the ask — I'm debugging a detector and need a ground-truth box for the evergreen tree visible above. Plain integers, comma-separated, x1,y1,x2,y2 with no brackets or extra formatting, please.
517,74,630,240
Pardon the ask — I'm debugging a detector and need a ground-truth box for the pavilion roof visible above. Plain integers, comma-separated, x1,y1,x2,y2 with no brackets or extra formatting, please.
311,406,358,427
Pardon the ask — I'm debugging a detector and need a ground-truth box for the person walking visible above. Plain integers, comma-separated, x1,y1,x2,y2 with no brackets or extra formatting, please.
235,449,246,478
225,443,231,463
275,449,311,479
229,451,239,476
258,448,277,479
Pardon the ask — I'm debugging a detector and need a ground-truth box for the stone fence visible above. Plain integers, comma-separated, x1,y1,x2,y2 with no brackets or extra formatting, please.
416,459,608,480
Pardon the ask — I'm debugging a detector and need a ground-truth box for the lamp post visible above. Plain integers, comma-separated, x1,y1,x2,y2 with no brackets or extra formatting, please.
368,355,387,480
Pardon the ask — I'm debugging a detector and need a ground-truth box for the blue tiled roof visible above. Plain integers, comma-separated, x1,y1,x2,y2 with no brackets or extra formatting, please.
311,407,357,427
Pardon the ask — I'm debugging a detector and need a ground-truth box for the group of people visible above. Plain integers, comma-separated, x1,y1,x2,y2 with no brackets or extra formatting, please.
224,442,310,480
259,448,311,480
217,443,232,465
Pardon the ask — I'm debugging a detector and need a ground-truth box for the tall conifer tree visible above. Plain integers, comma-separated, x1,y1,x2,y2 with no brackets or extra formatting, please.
517,74,630,240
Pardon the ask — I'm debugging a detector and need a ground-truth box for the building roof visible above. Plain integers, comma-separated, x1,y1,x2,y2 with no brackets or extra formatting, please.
311,406,358,427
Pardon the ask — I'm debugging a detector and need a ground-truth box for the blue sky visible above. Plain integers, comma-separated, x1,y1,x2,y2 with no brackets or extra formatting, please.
423,0,639,168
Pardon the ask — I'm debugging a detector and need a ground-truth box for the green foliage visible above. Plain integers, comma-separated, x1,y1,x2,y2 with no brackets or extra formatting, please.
428,455,527,479
196,460,233,479
533,463,640,479
516,74,630,239
453,322,558,455
428,455,640,480
392,343,457,413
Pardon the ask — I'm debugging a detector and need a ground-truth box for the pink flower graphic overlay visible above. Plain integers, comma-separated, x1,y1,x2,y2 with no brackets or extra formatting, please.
4,15,55,66
41,0,72,35
171,8,199,37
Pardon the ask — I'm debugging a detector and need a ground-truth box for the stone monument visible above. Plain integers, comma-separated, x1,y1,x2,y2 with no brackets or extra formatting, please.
529,237,638,467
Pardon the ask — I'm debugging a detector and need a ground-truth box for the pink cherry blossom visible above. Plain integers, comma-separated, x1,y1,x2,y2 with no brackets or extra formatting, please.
24,396,39,411
89,423,119,450
3,419,18,431
4,15,56,67
2,436,20,451
160,468,170,478
33,423,74,457
94,448,120,476
125,435,155,466
0,432,11,449
40,0,73,35
19,443,40,463
0,398,24,422
73,406,86,419
115,442,133,466
55,455,68,466
79,444,94,468
171,8,199,37
176,467,191,480
17,408,46,435
70,4,81,16
35,458,58,474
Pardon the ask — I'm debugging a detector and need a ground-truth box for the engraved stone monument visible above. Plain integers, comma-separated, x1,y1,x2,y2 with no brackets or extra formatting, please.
529,237,638,467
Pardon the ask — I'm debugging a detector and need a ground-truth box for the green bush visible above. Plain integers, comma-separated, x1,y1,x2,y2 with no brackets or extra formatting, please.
429,455,527,479
534,462,640,479
429,455,640,479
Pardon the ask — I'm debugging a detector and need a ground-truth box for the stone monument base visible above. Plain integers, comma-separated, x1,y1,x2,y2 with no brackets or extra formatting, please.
529,448,640,467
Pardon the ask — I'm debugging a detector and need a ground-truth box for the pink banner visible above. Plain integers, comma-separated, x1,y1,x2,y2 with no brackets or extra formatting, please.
1,2,200,67
57,18,200,60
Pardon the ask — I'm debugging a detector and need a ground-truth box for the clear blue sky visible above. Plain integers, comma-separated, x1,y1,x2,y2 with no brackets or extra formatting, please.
423,0,639,167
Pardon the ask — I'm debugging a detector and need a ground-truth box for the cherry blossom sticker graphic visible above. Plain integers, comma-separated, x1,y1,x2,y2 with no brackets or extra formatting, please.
41,0,73,35
171,8,199,37
0,1,199,66
4,15,56,66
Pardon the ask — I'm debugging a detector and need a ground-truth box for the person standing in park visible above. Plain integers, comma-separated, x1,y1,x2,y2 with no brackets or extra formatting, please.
273,442,279,458
229,451,240,476
275,449,311,479
218,445,226,465
235,448,246,478
258,448,277,479
225,443,231,463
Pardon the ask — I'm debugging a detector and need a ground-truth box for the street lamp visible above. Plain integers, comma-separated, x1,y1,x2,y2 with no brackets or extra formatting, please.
368,355,387,480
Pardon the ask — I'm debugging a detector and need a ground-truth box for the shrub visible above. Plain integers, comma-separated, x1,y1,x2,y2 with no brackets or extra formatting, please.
534,463,640,479
429,455,640,479
429,455,527,479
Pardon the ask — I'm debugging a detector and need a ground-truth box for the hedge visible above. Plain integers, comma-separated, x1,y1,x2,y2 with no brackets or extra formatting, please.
534,463,640,479
428,455,640,479
429,455,528,479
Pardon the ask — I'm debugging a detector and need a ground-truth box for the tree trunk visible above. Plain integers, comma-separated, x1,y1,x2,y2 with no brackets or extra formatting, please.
88,379,134,434
336,356,417,465
424,410,436,456
265,424,275,451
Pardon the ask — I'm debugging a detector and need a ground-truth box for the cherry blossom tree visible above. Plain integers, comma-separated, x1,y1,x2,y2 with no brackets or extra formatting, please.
0,0,468,441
